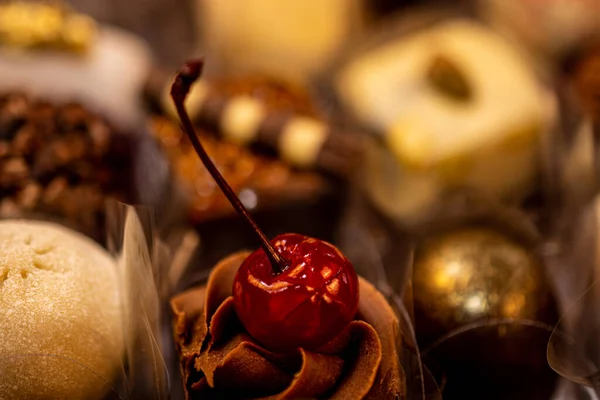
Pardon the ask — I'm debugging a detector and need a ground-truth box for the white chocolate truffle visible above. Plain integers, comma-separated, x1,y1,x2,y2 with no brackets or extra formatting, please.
0,220,124,400
335,20,555,224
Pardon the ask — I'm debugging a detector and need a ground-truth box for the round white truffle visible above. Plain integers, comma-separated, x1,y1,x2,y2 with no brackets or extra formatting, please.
0,220,124,400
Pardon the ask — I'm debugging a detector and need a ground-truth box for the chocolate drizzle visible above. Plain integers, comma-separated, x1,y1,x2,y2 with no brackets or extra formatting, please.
170,252,405,399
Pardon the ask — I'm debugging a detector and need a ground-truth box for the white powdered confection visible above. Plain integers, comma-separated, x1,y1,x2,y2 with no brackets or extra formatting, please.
335,19,556,224
0,220,124,400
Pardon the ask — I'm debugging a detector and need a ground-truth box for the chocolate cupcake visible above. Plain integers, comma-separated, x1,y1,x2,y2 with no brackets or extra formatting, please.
170,251,405,399
164,60,404,399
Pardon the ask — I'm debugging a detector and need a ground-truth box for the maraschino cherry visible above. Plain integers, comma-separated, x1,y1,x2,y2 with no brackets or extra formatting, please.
171,60,360,352
234,233,359,351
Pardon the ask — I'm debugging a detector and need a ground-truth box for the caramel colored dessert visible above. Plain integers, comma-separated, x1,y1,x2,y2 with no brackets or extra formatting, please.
153,117,325,222
151,76,328,223
170,252,405,399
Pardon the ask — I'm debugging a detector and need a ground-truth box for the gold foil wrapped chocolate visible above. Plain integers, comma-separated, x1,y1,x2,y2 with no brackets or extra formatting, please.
412,227,559,397
0,1,96,53
170,252,405,399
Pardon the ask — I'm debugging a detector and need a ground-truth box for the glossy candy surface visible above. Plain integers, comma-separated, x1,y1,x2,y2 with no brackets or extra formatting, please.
233,233,359,352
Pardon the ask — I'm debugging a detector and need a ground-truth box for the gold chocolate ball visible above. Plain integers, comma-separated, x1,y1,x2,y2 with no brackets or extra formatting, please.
413,227,558,398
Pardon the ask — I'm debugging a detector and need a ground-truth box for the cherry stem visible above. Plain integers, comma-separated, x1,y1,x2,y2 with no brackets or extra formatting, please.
170,59,287,274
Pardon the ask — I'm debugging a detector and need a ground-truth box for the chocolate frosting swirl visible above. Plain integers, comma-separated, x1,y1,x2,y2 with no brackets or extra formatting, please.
170,252,405,399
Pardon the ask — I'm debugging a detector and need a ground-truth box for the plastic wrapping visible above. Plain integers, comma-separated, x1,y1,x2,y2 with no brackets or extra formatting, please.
105,201,170,399
546,194,600,399
338,186,442,399
537,57,600,396
0,202,170,399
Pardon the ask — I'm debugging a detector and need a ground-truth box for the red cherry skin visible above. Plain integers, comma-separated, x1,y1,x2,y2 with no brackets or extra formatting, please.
232,233,359,352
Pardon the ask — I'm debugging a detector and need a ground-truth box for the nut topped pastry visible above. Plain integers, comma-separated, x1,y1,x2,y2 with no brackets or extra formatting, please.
0,1,152,129
171,251,404,399
0,91,133,239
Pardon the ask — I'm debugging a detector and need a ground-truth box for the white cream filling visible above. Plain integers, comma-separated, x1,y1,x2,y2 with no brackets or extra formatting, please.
279,117,329,168
221,96,266,145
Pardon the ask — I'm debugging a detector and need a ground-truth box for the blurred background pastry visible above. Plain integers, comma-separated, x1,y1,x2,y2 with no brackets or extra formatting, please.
146,71,363,268
0,2,171,240
0,91,136,240
67,0,195,67
193,0,473,84
0,1,152,130
332,16,555,229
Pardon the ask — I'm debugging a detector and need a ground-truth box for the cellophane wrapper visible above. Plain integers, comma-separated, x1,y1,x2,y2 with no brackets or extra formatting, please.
545,194,600,399
104,201,170,399
542,100,600,398
338,185,443,400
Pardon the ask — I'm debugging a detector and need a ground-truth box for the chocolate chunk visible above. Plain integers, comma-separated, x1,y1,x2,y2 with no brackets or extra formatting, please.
196,94,229,133
0,141,10,158
1,157,29,187
0,198,21,218
315,130,365,177
27,101,56,133
56,103,89,131
427,55,473,102
0,92,28,140
11,123,38,156
256,112,292,149
42,176,69,205
16,182,42,209
88,119,111,157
